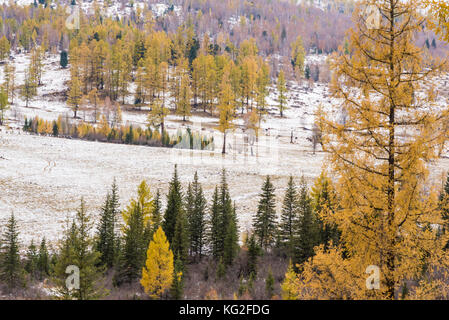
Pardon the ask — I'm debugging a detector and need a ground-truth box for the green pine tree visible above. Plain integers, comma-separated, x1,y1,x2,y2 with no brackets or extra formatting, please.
209,186,221,259
151,189,163,235
170,255,184,299
37,237,50,280
279,176,300,257
223,203,239,266
53,199,105,300
247,233,261,275
172,208,189,266
253,176,278,250
116,202,146,285
0,213,25,292
187,172,207,260
294,178,320,267
25,240,39,279
163,165,183,244
96,180,120,268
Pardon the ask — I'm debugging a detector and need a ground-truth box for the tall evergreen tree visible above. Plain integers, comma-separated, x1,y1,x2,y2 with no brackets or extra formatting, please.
37,237,50,280
187,172,207,260
247,233,261,276
60,50,68,68
208,169,239,263
294,178,320,266
279,176,300,256
277,70,288,117
53,199,104,300
253,176,278,250
209,186,221,259
96,180,120,268
117,201,146,284
223,203,239,266
163,165,183,244
0,213,25,292
151,189,163,235
172,209,189,266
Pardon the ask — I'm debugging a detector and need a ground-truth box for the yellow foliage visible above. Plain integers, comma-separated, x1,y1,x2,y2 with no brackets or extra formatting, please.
122,180,154,226
140,227,174,299
284,0,449,300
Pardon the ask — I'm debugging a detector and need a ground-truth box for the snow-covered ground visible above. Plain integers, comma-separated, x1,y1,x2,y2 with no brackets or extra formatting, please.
0,129,328,246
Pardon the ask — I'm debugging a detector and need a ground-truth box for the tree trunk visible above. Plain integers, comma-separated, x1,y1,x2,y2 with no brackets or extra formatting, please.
222,132,226,154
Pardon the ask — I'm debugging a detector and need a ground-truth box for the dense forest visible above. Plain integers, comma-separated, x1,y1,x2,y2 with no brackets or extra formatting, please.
1,0,449,300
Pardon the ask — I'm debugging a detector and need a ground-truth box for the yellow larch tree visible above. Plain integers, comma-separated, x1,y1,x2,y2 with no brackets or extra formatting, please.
176,73,192,122
285,0,449,300
291,35,305,79
147,98,169,134
277,70,288,117
122,180,154,227
140,226,174,299
217,71,236,154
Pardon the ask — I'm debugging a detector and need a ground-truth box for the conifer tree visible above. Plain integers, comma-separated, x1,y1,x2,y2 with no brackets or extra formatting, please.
140,227,174,299
209,186,221,259
208,170,239,264
0,87,9,125
0,36,10,61
294,177,320,266
96,180,120,268
21,68,37,108
53,199,104,300
60,50,68,68
163,165,183,244
277,70,287,117
151,189,163,235
172,209,189,266
253,176,278,250
68,74,82,118
291,36,305,78
187,172,207,260
122,180,153,226
280,260,299,300
176,73,192,121
247,233,261,275
147,99,169,134
37,237,50,280
279,176,300,256
288,0,449,299
170,255,184,299
117,202,146,284
217,73,236,154
223,203,239,266
0,213,25,292
4,63,16,104
25,240,39,279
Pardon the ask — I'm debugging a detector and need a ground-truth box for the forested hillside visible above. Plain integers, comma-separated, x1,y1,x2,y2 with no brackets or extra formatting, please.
0,0,449,301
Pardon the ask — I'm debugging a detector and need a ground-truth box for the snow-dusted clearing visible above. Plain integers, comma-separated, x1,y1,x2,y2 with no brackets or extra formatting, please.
0,128,328,245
